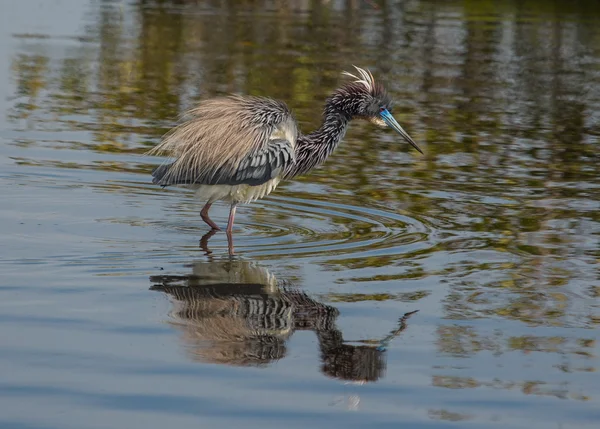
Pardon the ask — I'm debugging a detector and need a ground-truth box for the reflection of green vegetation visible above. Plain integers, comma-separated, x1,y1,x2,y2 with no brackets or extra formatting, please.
10,53,49,118
429,409,472,422
324,290,430,303
7,0,600,334
432,374,590,401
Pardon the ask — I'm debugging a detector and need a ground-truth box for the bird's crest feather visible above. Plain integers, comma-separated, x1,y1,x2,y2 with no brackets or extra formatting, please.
342,65,376,93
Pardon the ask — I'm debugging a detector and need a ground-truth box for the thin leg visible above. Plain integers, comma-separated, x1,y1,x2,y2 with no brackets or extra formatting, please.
226,203,237,235
226,203,237,255
200,202,220,231
227,232,235,256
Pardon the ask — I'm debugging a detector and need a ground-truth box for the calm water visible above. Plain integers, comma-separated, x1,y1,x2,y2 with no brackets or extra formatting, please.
1,0,599,428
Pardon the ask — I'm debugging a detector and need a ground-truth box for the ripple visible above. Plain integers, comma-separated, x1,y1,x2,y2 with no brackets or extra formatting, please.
208,194,436,259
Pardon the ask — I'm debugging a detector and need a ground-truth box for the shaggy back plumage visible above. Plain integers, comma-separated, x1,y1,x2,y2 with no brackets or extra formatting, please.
148,95,296,186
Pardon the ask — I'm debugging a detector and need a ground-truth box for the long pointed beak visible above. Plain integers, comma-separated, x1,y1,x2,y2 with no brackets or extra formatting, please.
380,109,423,154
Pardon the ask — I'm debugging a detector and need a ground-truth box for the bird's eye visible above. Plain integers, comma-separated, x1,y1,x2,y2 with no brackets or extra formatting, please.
379,107,386,113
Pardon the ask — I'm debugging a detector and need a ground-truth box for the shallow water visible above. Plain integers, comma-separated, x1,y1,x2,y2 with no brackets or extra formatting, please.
1,0,599,428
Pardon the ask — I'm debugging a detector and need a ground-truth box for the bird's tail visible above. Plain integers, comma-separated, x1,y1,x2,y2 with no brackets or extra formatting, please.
151,163,173,186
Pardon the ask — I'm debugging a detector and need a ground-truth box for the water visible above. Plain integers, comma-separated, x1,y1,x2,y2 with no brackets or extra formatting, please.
1,0,599,427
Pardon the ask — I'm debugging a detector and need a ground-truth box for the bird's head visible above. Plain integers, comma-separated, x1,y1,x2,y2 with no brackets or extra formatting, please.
331,66,423,154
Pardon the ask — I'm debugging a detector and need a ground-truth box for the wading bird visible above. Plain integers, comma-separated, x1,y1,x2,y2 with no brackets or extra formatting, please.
149,66,422,251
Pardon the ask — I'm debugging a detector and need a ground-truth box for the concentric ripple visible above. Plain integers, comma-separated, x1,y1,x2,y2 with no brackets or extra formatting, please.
210,194,436,259
43,177,442,263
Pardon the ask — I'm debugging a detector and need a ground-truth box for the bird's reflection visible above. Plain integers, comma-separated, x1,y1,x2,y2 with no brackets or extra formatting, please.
150,259,417,383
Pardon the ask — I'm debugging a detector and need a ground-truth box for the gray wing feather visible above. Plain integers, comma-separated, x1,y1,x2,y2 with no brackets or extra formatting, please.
153,138,295,187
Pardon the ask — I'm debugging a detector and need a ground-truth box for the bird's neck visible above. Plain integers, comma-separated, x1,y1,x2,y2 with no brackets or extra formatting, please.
284,108,351,179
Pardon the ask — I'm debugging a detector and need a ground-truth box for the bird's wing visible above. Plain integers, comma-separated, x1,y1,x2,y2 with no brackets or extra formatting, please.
148,95,297,187
152,138,294,186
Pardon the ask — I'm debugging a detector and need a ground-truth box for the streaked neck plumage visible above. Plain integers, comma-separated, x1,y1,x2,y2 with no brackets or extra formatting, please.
283,103,351,180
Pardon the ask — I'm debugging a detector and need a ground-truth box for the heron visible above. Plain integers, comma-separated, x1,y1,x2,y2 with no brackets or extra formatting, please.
149,66,423,250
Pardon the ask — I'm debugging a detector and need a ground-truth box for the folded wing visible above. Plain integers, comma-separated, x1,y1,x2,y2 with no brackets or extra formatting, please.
152,138,294,186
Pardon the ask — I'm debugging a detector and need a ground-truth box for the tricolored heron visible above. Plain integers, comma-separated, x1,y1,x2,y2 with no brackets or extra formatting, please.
149,66,422,251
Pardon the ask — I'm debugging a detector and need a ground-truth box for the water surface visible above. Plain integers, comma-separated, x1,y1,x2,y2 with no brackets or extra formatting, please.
1,1,599,428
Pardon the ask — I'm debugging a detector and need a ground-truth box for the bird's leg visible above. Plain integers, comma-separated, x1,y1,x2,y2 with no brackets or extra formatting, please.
227,233,235,256
226,203,237,255
200,202,220,231
226,203,237,235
